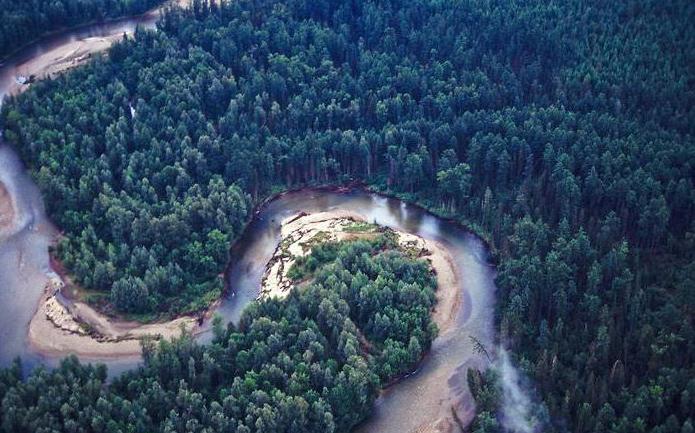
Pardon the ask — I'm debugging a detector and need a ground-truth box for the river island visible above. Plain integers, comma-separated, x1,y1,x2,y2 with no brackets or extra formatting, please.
28,210,461,359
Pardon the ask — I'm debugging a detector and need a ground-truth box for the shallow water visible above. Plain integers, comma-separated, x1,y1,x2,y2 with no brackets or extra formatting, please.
0,146,55,367
0,16,157,100
0,9,497,431
0,6,162,372
200,189,497,431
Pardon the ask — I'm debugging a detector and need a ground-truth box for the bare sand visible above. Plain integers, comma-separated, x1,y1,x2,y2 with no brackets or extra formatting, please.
12,0,199,360
412,418,460,433
260,211,461,334
5,0,193,98
28,272,199,359
0,182,14,237
5,35,124,97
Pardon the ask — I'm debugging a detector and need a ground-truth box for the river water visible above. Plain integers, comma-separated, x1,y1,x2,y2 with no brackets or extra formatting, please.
0,9,497,432
0,16,158,98
0,2,164,376
220,190,497,431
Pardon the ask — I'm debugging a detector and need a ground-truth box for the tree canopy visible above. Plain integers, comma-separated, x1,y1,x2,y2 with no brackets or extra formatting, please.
0,235,437,433
1,0,693,431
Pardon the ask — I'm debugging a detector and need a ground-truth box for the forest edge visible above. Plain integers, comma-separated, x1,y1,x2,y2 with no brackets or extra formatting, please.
26,187,465,362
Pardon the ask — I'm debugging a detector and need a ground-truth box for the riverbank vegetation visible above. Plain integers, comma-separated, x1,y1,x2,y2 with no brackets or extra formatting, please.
1,0,694,432
0,0,165,61
0,237,436,432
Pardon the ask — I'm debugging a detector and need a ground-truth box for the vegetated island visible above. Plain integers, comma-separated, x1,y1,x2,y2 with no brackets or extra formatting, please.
6,205,446,432
27,210,461,360
261,211,460,335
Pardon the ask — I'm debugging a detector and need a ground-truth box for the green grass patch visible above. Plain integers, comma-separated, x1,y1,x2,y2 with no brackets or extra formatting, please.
343,220,379,233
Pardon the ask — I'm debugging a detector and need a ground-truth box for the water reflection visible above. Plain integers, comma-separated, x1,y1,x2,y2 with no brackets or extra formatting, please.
216,189,496,432
0,7,165,372
0,9,496,430
0,17,157,102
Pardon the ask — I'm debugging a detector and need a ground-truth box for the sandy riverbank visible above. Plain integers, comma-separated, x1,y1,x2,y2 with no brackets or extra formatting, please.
3,0,193,98
4,0,200,360
4,35,122,96
0,182,14,237
27,208,460,366
28,270,200,359
28,209,460,359
260,211,461,334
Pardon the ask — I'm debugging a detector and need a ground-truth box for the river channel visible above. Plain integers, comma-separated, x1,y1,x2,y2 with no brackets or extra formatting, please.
0,8,497,432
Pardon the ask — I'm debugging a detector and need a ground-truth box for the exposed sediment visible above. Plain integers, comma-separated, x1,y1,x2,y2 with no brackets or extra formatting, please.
6,35,125,98
2,0,193,99
264,211,468,433
0,182,14,237
26,209,461,360
28,272,199,359
260,211,461,335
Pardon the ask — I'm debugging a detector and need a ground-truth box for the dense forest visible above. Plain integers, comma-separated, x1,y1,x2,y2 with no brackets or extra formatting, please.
0,0,165,60
1,0,694,432
0,236,437,432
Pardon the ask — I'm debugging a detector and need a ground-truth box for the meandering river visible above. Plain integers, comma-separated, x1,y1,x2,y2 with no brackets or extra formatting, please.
0,9,497,432
221,190,497,431
0,0,170,377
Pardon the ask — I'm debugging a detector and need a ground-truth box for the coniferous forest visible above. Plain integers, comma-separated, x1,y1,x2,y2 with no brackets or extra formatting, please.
0,0,694,432
1,236,438,432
